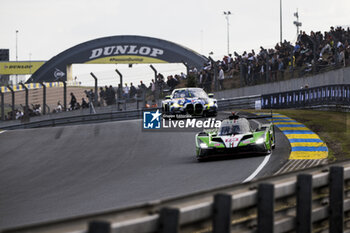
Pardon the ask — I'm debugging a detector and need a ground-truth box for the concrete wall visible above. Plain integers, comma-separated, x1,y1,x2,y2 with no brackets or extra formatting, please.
215,66,350,99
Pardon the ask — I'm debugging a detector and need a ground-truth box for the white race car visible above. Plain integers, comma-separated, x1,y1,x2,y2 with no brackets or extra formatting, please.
162,88,217,116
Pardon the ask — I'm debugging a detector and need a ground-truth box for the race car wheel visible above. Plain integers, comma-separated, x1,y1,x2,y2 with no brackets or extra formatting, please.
272,126,276,149
267,138,272,154
270,136,275,149
197,156,207,162
186,104,194,115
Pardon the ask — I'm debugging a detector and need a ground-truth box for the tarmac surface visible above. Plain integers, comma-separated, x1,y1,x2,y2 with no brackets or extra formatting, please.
0,113,290,230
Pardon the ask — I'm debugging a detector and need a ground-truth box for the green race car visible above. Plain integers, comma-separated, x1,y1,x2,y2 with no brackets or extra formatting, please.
195,114,275,161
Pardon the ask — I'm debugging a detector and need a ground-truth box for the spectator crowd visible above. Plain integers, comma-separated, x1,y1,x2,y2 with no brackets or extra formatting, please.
140,26,350,93
209,26,350,87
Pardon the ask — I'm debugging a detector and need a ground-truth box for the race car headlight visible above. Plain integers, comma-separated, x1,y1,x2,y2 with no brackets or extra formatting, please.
200,143,208,149
256,138,265,144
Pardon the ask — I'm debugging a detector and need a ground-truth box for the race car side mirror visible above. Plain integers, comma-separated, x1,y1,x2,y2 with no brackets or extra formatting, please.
208,93,214,98
165,95,171,100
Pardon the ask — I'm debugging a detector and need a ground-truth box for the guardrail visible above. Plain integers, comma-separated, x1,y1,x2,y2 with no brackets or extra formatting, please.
3,161,349,233
0,108,150,130
76,164,348,233
261,84,350,109
2,83,348,130
217,95,260,110
0,96,259,130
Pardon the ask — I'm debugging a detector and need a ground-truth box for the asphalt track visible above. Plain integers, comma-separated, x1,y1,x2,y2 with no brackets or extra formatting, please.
0,114,290,230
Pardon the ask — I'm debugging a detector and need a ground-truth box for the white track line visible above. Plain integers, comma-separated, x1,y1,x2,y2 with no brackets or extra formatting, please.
243,153,271,183
0,130,6,134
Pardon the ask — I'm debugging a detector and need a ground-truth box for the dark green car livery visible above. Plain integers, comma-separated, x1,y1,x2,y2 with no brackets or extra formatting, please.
195,116,275,161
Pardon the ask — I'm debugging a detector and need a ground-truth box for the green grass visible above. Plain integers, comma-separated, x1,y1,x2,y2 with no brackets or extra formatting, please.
253,109,350,161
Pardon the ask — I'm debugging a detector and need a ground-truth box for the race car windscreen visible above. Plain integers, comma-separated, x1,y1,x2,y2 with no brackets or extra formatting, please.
172,89,208,99
218,123,250,136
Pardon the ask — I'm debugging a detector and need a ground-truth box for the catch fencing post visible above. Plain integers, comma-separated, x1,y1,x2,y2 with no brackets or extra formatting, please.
59,80,67,111
87,220,111,233
90,72,99,105
150,65,158,82
0,90,4,120
290,46,294,79
117,100,120,111
7,85,15,120
329,166,344,233
115,69,123,92
19,83,29,111
209,56,218,91
19,83,29,117
150,65,160,103
182,61,189,76
307,35,318,74
258,183,274,233
39,82,46,115
159,207,180,233
142,88,146,108
63,81,67,111
239,62,245,86
213,194,232,233
296,174,312,233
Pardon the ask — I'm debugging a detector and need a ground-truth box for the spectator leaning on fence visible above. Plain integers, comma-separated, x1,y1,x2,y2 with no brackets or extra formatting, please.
81,98,89,108
123,83,130,99
129,82,137,98
218,66,224,90
70,92,77,110
55,101,63,112
99,87,105,106
139,80,146,90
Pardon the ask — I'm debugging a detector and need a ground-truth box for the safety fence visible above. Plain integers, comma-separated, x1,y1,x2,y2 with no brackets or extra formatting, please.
3,161,349,233
238,62,348,88
0,95,259,130
261,84,350,109
1,82,349,129
216,95,260,110
0,82,63,93
0,107,150,130
0,81,76,121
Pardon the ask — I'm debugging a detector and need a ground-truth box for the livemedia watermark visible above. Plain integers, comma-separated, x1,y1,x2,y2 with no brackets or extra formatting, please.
142,110,221,132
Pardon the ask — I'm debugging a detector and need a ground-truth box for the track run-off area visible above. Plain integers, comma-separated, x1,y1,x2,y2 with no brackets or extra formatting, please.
0,112,291,230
